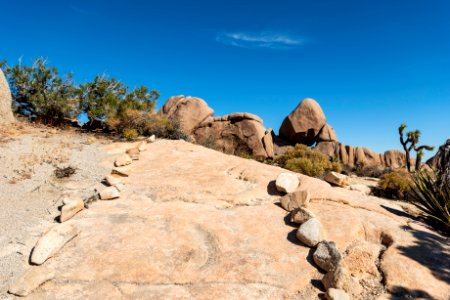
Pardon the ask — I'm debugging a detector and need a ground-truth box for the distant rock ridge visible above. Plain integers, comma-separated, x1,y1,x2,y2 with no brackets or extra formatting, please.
160,95,405,168
0,68,14,124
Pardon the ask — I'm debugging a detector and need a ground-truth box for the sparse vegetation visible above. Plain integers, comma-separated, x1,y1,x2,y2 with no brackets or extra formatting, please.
275,144,342,177
378,169,412,200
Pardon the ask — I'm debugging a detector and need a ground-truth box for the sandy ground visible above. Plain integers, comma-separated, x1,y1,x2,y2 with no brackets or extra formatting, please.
0,122,113,298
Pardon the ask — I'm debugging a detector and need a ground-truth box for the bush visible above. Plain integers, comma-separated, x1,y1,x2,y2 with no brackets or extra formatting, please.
410,172,450,234
2,58,77,125
275,144,342,177
378,169,412,200
122,128,139,141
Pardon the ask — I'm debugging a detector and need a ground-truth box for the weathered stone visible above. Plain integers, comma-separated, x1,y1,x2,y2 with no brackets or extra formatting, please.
279,98,326,146
296,218,326,247
275,172,299,194
280,189,310,211
343,240,381,278
99,186,120,200
104,175,122,186
160,95,214,134
112,165,132,177
114,154,132,167
60,196,84,223
313,241,342,272
318,124,338,142
31,223,80,265
0,68,14,124
324,172,349,187
290,207,315,224
349,184,371,196
322,264,357,293
325,288,350,300
315,141,340,158
137,141,146,152
262,128,275,158
8,266,55,297
147,135,156,143
126,148,140,160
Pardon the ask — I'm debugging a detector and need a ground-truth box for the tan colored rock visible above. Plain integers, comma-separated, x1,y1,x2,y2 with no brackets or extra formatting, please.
160,95,214,134
275,172,299,194
114,183,125,192
147,135,156,143
0,68,14,124
325,288,350,300
8,266,55,297
315,141,340,158
137,141,146,152
99,186,120,200
384,150,406,169
363,147,382,166
104,175,122,186
343,240,381,278
290,207,315,224
280,189,310,211
114,154,132,167
324,172,349,187
60,196,84,222
318,124,338,142
112,165,132,177
322,264,360,294
126,148,140,160
296,218,326,247
31,223,80,265
262,128,274,158
279,98,326,146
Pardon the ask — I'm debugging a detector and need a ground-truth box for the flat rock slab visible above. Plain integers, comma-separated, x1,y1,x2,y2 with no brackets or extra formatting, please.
30,222,80,265
8,266,55,297
31,140,450,299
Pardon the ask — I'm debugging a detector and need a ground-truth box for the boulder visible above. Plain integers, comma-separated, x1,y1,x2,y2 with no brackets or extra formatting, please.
160,95,214,134
193,115,268,161
280,189,310,211
99,186,120,200
325,288,350,300
324,172,349,187
296,218,326,247
313,241,342,272
315,141,340,158
60,196,84,222
30,223,80,265
114,154,132,167
262,128,275,158
8,266,55,297
290,207,316,224
279,98,326,146
0,68,14,124
275,172,299,194
104,175,122,186
318,124,338,142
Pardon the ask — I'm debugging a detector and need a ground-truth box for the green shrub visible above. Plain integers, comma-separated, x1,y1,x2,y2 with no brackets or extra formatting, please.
122,128,139,141
378,169,412,200
275,144,342,177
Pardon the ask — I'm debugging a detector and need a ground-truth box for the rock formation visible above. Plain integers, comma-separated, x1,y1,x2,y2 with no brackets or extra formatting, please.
279,98,326,146
159,95,214,134
0,68,14,124
318,124,338,142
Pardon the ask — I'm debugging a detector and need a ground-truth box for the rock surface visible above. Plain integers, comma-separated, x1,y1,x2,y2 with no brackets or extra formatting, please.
8,266,55,297
313,241,342,272
324,172,349,187
0,68,14,124
279,98,326,146
160,95,214,134
30,222,80,265
318,124,338,142
296,218,326,247
275,172,299,194
22,139,450,300
126,148,140,160
99,186,120,200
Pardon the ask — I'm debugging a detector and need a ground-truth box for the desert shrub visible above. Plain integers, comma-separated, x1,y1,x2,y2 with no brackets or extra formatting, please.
410,160,450,233
1,58,77,124
144,114,188,140
275,144,341,177
378,169,412,200
122,128,139,141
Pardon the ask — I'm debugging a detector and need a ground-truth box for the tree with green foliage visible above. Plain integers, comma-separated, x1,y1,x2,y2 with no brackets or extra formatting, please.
398,123,434,172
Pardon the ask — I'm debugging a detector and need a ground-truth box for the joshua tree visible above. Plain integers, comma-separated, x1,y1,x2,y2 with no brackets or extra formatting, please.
398,123,434,172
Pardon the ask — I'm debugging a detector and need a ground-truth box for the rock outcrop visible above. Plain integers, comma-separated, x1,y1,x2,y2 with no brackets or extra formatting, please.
279,98,326,146
160,95,214,134
318,124,338,142
0,68,14,124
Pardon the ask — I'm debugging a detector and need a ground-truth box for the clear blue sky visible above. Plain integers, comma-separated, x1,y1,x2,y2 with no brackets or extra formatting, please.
1,0,449,158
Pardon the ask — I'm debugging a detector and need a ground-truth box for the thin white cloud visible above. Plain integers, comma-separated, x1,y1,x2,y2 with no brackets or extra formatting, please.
216,32,304,50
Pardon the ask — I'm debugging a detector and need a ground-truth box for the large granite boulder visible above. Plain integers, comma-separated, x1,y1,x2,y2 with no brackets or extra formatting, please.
193,113,271,161
160,95,214,134
318,124,338,142
0,68,14,124
279,98,326,146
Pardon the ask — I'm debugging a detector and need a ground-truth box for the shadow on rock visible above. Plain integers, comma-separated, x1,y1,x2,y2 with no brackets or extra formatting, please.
267,180,283,196
389,285,437,299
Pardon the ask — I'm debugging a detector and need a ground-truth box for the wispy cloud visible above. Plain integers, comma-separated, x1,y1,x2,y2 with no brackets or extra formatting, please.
216,32,304,50
70,5,99,16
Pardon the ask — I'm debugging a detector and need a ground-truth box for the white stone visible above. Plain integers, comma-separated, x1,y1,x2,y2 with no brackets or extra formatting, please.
147,135,156,143
31,223,80,265
325,288,350,300
296,218,326,247
99,186,120,200
8,266,55,297
60,197,84,222
275,173,299,194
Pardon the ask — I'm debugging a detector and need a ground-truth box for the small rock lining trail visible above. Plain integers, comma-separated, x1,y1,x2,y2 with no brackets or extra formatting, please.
6,138,450,299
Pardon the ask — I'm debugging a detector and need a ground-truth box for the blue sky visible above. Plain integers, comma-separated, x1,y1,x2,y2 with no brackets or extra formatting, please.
1,0,449,158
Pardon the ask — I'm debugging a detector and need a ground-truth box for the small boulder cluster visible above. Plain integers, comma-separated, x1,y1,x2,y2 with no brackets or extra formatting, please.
275,172,350,300
8,135,156,297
